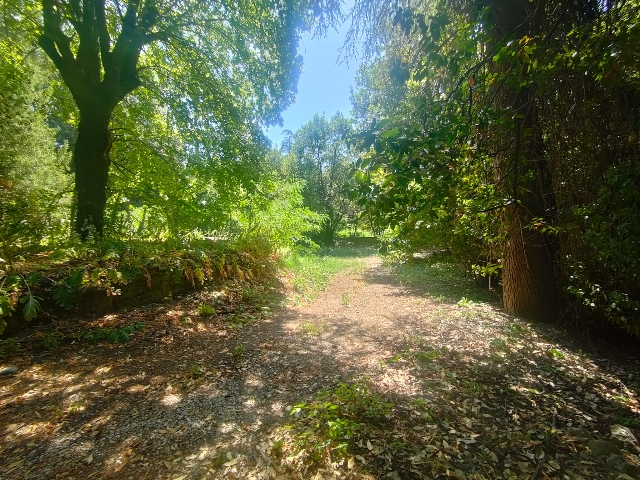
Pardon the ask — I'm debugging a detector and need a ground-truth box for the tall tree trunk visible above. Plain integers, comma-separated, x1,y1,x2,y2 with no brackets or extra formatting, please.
490,0,559,321
73,106,112,238
502,92,556,320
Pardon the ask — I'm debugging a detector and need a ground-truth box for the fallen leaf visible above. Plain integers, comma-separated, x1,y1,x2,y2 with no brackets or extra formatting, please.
223,457,237,467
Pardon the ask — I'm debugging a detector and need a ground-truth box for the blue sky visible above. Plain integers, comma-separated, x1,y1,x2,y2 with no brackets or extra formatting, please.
265,19,361,146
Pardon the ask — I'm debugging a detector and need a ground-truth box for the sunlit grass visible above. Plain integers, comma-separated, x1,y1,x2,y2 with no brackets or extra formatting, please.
283,246,372,304
392,256,496,305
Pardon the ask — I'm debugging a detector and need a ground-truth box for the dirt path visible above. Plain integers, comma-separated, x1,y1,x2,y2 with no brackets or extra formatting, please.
1,256,639,479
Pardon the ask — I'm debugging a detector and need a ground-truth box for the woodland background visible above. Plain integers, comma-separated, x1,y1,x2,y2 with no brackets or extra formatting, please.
1,0,639,340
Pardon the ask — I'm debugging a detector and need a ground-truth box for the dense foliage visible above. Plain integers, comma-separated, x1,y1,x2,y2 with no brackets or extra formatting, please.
279,113,360,244
350,0,640,333
0,0,340,332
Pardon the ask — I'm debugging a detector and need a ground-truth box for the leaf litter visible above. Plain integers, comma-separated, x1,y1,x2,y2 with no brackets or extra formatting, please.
0,256,638,479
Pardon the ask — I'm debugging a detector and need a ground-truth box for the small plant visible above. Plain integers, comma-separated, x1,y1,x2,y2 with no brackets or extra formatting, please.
489,337,509,352
83,322,145,344
39,330,64,349
271,439,284,458
413,348,441,363
300,321,323,336
0,338,21,359
457,297,474,308
68,398,87,413
233,344,245,357
187,363,204,377
547,348,565,359
227,314,253,329
53,268,86,310
461,379,486,394
341,291,350,306
198,303,216,316
287,380,393,463
0,273,43,334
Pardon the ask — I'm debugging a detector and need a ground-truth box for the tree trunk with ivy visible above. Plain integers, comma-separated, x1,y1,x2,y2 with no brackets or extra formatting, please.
491,0,558,321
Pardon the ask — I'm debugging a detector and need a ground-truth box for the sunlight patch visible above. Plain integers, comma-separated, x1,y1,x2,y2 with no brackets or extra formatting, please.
219,422,237,433
160,393,182,407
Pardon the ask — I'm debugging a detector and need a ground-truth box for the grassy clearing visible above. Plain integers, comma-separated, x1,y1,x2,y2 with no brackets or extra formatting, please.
392,253,497,305
283,245,373,304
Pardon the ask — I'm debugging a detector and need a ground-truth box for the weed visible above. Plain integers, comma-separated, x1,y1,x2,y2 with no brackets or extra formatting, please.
39,330,64,349
287,380,393,463
83,322,145,344
187,363,204,377
198,303,216,316
341,292,351,306
227,314,253,329
0,338,21,359
52,268,85,310
68,398,87,413
300,321,323,336
233,344,245,357
461,379,486,394
489,337,510,352
457,297,474,308
539,427,559,445
387,353,403,363
271,439,284,458
413,348,441,363
504,322,529,336
547,348,565,359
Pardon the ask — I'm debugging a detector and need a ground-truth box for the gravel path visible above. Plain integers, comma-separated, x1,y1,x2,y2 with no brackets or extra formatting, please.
0,257,421,479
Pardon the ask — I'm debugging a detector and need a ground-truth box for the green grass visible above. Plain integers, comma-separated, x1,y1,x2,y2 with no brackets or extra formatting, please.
393,257,495,305
284,247,369,304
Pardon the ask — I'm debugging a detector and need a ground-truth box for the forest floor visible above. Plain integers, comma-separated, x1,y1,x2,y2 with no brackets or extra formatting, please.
1,251,640,480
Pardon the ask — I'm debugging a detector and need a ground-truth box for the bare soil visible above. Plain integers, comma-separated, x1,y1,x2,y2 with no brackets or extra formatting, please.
1,256,639,479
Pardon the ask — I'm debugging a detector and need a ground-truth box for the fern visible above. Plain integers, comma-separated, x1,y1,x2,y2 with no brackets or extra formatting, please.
53,268,85,309
20,294,41,321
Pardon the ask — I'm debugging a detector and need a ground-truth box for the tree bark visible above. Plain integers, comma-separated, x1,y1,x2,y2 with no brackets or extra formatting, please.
73,106,112,238
490,0,559,321
38,0,161,240
501,87,557,321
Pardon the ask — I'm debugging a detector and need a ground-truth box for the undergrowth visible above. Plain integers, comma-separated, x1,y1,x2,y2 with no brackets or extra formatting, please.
280,379,393,469
391,253,496,305
0,238,275,335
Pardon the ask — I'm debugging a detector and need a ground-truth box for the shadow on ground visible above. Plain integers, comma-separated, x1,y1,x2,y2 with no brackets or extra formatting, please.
0,252,638,479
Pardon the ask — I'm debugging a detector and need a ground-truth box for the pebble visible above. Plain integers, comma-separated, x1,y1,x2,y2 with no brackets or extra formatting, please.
0,366,18,375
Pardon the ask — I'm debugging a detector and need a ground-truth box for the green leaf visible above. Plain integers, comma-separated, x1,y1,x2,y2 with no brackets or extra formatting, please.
20,294,41,321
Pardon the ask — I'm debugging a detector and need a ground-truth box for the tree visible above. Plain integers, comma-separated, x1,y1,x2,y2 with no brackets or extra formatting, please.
27,0,340,238
350,0,640,329
0,30,72,256
283,113,357,245
482,0,558,321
